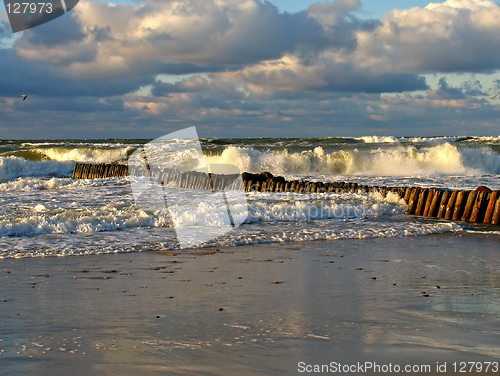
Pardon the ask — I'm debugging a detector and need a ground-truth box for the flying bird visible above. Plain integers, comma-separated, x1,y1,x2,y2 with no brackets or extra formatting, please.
22,95,27,101
491,94,498,99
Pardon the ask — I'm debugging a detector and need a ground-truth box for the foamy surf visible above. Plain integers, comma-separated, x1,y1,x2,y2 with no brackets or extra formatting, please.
204,143,500,177
0,136,498,258
0,156,75,180
0,190,405,238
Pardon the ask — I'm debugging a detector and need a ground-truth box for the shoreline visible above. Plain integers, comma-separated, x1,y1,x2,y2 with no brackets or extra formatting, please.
0,234,499,375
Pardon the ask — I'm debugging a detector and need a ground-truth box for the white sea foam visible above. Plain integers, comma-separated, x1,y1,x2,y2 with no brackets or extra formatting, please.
0,218,463,259
32,146,133,163
0,191,406,238
0,203,166,238
357,136,462,143
0,156,74,180
398,136,459,143
0,137,497,259
357,136,399,143
204,143,500,177
0,145,131,180
460,136,500,143
0,176,127,192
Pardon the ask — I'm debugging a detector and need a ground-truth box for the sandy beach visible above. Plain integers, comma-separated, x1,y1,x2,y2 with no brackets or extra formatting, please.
0,233,499,375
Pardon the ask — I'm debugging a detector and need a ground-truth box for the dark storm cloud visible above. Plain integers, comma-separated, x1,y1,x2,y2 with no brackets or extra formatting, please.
426,77,488,100
461,79,486,97
321,73,427,93
0,49,154,97
12,0,378,73
18,9,86,47
1,0,500,139
152,76,246,100
0,20,10,36
150,62,241,76
434,78,466,100
88,25,114,43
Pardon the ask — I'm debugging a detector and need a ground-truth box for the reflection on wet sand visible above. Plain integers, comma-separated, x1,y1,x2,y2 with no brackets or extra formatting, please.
0,234,499,375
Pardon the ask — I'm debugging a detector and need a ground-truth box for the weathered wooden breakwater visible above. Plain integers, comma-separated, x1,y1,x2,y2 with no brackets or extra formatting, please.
72,163,129,180
72,163,500,225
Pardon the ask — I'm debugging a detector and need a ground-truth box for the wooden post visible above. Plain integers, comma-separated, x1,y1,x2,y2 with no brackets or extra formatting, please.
469,191,487,223
436,190,450,218
444,190,458,220
423,189,435,216
428,189,442,218
461,191,478,222
484,191,499,224
452,190,468,221
403,188,411,203
415,189,428,216
72,164,79,179
491,196,500,225
407,188,421,214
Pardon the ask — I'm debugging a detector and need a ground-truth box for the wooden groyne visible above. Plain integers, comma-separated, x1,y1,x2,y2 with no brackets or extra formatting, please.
72,163,129,179
72,163,500,225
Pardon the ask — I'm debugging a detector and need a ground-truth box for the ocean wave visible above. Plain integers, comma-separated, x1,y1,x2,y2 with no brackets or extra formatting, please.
457,135,500,143
204,143,500,177
0,205,167,238
0,191,406,238
0,219,462,259
0,176,127,192
356,136,399,143
398,136,459,143
0,146,134,180
357,136,461,143
0,156,75,180
2,146,134,163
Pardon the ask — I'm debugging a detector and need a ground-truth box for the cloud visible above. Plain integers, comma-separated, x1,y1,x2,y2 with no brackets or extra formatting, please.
0,19,10,36
19,13,87,48
353,0,500,74
12,0,375,76
0,49,154,97
220,54,427,99
1,0,500,138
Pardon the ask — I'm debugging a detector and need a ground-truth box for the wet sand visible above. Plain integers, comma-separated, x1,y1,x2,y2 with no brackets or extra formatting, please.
0,234,499,375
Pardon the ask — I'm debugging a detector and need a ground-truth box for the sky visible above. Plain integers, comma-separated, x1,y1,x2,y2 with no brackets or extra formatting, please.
1,0,500,139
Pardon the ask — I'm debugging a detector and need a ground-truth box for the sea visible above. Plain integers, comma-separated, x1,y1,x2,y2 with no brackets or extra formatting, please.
1,136,499,258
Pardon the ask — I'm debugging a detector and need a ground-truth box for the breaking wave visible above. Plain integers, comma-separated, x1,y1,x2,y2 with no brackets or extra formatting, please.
2,146,133,163
0,147,133,180
0,157,74,180
205,143,500,177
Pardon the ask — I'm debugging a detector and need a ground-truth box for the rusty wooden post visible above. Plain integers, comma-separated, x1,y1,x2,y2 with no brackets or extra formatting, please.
444,190,458,220
428,189,442,218
461,190,478,222
484,191,499,224
415,189,428,216
407,188,421,214
491,196,500,225
469,191,488,223
436,190,450,218
423,189,435,216
452,190,468,221
403,188,411,203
